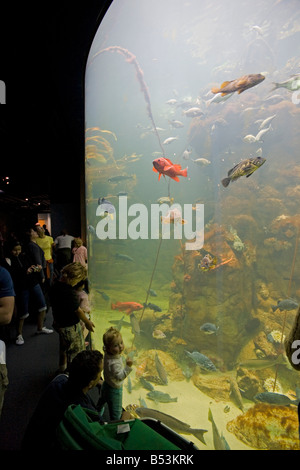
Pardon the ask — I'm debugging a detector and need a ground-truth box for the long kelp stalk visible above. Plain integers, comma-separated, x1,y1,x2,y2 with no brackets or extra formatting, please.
89,46,165,156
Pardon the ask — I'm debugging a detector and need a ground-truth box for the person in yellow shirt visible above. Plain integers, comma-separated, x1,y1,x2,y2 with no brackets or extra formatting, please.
35,225,55,287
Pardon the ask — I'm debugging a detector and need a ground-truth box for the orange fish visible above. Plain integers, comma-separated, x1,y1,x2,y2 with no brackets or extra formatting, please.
211,73,265,96
111,301,144,315
152,157,187,182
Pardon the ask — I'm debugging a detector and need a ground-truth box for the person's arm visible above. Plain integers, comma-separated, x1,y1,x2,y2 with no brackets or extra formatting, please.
0,296,14,325
76,306,95,332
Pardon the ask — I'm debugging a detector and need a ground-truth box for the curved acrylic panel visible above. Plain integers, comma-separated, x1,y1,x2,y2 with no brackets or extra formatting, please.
85,0,300,450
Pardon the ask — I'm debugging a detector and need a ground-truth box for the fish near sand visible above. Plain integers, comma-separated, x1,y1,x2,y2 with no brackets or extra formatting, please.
135,407,208,445
155,352,168,385
152,157,187,182
146,390,177,403
254,391,299,406
221,157,266,188
208,409,230,450
211,73,265,96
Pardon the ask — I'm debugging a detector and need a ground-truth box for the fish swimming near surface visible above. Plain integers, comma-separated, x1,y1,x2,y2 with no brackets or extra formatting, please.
200,323,219,335
208,409,230,450
211,73,265,96
111,301,144,315
135,407,208,445
152,157,188,182
271,298,299,312
221,156,266,188
155,352,168,385
185,350,217,372
146,390,177,403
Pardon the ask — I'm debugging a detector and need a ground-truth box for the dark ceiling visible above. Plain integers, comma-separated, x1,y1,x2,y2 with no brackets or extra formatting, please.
0,1,112,205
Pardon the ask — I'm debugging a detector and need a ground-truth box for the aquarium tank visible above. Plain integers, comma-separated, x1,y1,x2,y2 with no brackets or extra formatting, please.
84,0,300,450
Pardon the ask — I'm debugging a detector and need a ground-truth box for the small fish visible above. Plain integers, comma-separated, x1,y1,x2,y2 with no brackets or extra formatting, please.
156,196,174,205
238,354,287,370
208,409,230,450
108,174,136,183
147,288,158,297
168,119,184,128
165,99,177,105
111,301,144,315
183,107,204,117
139,377,154,391
221,156,266,188
205,92,234,106
163,137,179,145
254,392,299,406
182,149,192,160
96,289,110,301
97,198,116,220
138,397,148,408
212,73,265,96
229,379,244,413
135,359,147,378
243,134,257,143
254,124,272,142
198,254,217,271
185,350,217,371
143,302,162,312
126,376,132,393
87,225,96,235
152,157,187,182
191,158,211,166
160,208,186,225
135,407,207,445
259,114,276,130
109,317,131,329
115,253,134,262
200,323,219,335
146,391,177,403
271,299,299,312
155,352,168,385
152,329,166,339
272,75,300,92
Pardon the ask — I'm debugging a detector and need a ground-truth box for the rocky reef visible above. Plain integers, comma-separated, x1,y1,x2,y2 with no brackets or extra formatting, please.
227,403,299,450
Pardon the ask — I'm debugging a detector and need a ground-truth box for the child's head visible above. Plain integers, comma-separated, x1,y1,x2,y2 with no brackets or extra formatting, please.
61,262,87,287
103,327,124,356
7,240,22,257
74,237,83,248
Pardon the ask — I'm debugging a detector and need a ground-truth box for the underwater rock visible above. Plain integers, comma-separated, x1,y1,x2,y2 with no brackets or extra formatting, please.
263,377,283,394
137,349,185,382
226,403,299,450
192,374,231,401
236,368,263,400
253,331,278,359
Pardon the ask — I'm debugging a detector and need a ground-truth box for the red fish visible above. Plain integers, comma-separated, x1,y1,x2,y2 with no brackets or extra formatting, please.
211,73,265,96
111,301,144,315
152,157,187,182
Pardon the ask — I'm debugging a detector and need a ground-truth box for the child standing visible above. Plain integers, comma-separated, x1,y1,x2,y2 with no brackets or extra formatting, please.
72,238,87,267
74,280,91,342
98,327,133,420
50,262,95,372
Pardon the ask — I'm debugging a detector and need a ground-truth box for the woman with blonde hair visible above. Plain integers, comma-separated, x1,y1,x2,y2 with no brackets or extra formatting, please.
50,262,95,372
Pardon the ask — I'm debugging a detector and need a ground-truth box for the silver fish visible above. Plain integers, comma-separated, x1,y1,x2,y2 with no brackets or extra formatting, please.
183,107,204,117
191,158,211,166
135,407,207,445
163,136,179,145
229,379,244,413
168,119,184,128
146,390,177,403
238,354,287,370
130,313,141,335
208,408,230,450
259,114,276,130
155,352,168,384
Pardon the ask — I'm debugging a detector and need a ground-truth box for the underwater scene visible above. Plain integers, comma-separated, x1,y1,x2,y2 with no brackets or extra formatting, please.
84,0,300,450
